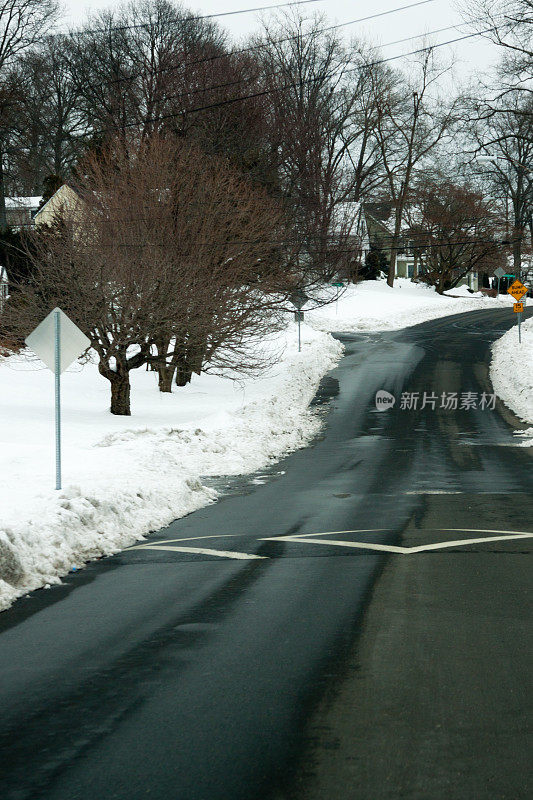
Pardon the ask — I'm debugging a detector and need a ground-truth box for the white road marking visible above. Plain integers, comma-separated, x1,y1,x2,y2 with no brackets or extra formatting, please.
443,528,533,536
269,529,388,538
130,533,242,549
127,544,267,560
405,490,463,495
260,529,533,555
128,528,533,561
261,536,408,553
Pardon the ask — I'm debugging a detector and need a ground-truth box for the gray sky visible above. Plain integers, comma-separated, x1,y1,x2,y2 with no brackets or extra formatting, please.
60,0,499,84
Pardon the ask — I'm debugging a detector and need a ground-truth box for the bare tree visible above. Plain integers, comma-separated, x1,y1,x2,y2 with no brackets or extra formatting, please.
462,0,532,88
0,0,57,229
467,90,533,274
372,46,457,287
406,177,505,293
9,35,84,192
258,13,382,289
0,135,289,414
66,0,225,143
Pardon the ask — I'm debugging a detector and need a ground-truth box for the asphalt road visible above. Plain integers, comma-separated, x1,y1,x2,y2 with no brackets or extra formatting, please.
0,308,531,800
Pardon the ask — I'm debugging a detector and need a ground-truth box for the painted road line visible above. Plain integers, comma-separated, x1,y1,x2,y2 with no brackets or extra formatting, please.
259,530,533,555
442,528,533,536
264,529,388,538
127,544,267,560
129,533,243,549
261,537,408,553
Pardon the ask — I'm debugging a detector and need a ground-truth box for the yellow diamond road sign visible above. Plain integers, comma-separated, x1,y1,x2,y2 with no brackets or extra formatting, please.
507,279,527,301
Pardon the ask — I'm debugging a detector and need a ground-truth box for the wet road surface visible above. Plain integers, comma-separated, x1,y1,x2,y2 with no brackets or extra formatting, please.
0,308,531,799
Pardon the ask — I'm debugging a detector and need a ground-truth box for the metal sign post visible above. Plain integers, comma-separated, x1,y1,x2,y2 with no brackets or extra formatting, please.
289,290,309,353
494,266,505,295
54,310,61,489
507,280,528,343
26,307,90,490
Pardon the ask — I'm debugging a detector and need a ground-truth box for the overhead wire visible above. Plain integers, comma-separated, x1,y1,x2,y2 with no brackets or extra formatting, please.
83,28,494,138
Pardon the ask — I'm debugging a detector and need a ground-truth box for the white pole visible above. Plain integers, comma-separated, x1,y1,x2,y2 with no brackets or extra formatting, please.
54,310,61,490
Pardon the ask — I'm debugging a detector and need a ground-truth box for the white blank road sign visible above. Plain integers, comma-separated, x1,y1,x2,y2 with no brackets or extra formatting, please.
25,307,91,373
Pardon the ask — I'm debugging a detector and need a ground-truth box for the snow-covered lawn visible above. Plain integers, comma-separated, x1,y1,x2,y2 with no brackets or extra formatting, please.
0,323,341,610
0,279,521,611
491,316,533,443
307,278,515,332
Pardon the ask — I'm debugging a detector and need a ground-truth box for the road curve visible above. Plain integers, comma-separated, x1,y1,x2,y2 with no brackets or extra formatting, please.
0,307,531,800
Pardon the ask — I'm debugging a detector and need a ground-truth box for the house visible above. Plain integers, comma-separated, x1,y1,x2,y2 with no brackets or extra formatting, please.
5,197,41,229
0,264,8,312
33,184,84,228
363,203,479,291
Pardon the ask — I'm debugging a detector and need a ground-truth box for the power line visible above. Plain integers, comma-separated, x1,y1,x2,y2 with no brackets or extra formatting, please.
108,18,489,117
68,0,327,35
86,28,492,138
105,0,438,88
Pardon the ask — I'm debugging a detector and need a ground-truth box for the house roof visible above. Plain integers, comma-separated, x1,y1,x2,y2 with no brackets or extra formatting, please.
34,184,82,220
5,196,41,210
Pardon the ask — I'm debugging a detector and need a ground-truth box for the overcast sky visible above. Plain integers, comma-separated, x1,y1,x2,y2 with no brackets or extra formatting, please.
60,0,499,85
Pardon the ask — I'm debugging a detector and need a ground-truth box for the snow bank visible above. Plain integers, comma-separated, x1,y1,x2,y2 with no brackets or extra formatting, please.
0,323,342,610
307,278,515,332
490,316,533,444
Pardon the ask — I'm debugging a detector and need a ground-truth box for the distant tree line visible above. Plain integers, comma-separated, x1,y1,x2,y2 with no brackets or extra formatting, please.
0,0,531,412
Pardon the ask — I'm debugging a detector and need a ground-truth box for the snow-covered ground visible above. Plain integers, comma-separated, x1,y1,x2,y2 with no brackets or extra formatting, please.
490,316,533,444
307,278,515,332
0,278,521,611
0,323,341,610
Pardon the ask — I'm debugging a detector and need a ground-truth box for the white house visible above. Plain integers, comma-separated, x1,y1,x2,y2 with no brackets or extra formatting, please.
5,197,41,229
33,184,82,228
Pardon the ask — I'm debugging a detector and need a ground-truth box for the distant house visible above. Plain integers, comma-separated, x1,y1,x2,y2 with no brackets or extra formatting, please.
33,184,85,228
0,264,8,312
5,197,41,229
363,203,479,291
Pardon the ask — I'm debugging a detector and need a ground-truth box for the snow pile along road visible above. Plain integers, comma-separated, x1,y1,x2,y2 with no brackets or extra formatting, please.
307,278,515,332
0,323,341,611
490,315,533,443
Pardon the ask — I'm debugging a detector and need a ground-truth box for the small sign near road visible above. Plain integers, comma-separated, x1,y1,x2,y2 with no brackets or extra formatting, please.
494,267,505,279
507,280,528,301
25,308,90,490
513,302,524,313
26,307,90,373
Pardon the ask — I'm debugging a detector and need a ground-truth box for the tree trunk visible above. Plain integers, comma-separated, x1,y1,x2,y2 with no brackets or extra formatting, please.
388,212,403,288
512,230,522,278
387,237,398,288
175,359,193,387
413,252,418,281
436,275,446,295
0,147,7,234
154,337,173,390
110,374,131,415
158,365,175,393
